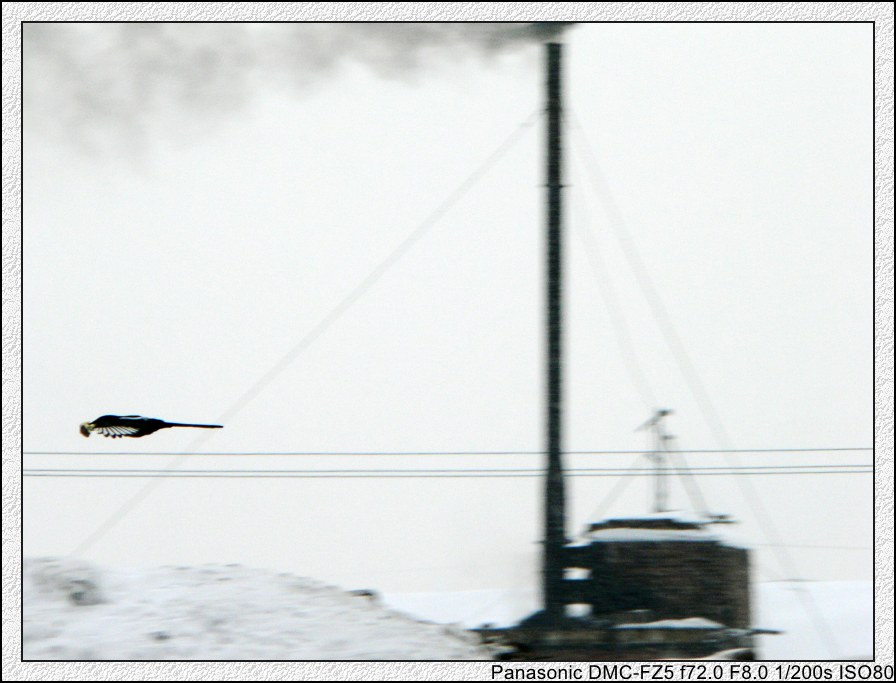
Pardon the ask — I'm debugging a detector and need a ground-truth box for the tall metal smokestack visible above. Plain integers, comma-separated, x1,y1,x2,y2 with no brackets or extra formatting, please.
543,41,566,621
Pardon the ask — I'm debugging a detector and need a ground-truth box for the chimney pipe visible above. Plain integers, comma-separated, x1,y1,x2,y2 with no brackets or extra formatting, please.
542,41,566,621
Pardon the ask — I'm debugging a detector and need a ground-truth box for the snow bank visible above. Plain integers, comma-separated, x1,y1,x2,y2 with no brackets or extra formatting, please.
755,580,873,660
23,558,492,660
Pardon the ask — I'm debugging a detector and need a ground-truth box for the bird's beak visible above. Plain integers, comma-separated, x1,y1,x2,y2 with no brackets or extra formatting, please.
80,423,92,437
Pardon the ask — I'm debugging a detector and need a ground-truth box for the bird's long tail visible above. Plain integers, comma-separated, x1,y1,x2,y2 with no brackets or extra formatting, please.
166,423,223,429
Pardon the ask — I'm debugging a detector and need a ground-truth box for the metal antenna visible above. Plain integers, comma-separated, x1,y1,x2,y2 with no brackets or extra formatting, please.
636,409,674,513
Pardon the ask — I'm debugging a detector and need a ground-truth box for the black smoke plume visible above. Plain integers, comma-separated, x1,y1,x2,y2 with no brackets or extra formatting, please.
24,22,571,156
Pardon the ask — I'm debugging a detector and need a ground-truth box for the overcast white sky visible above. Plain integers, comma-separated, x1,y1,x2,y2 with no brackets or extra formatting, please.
22,20,874,613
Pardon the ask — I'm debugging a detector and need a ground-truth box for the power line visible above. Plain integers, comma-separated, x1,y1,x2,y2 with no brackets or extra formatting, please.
25,469,872,480
24,464,872,473
24,446,874,456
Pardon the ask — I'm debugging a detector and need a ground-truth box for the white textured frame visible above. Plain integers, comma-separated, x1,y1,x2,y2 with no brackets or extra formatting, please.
3,3,892,680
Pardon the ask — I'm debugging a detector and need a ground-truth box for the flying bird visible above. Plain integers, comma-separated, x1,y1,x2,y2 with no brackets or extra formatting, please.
80,415,223,438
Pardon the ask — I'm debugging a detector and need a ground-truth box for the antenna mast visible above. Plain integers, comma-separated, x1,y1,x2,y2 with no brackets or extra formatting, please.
643,409,673,513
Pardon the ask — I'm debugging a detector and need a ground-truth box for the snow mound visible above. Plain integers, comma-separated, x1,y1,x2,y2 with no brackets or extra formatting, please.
23,558,491,660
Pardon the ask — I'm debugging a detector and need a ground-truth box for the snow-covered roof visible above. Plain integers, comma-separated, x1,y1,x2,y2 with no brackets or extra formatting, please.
605,510,716,525
578,509,747,546
614,617,724,631
584,527,722,543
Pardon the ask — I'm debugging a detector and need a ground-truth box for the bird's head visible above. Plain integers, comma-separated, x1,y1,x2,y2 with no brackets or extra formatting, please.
80,422,94,437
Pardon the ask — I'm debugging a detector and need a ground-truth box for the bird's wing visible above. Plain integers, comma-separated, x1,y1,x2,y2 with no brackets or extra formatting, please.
94,424,141,438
